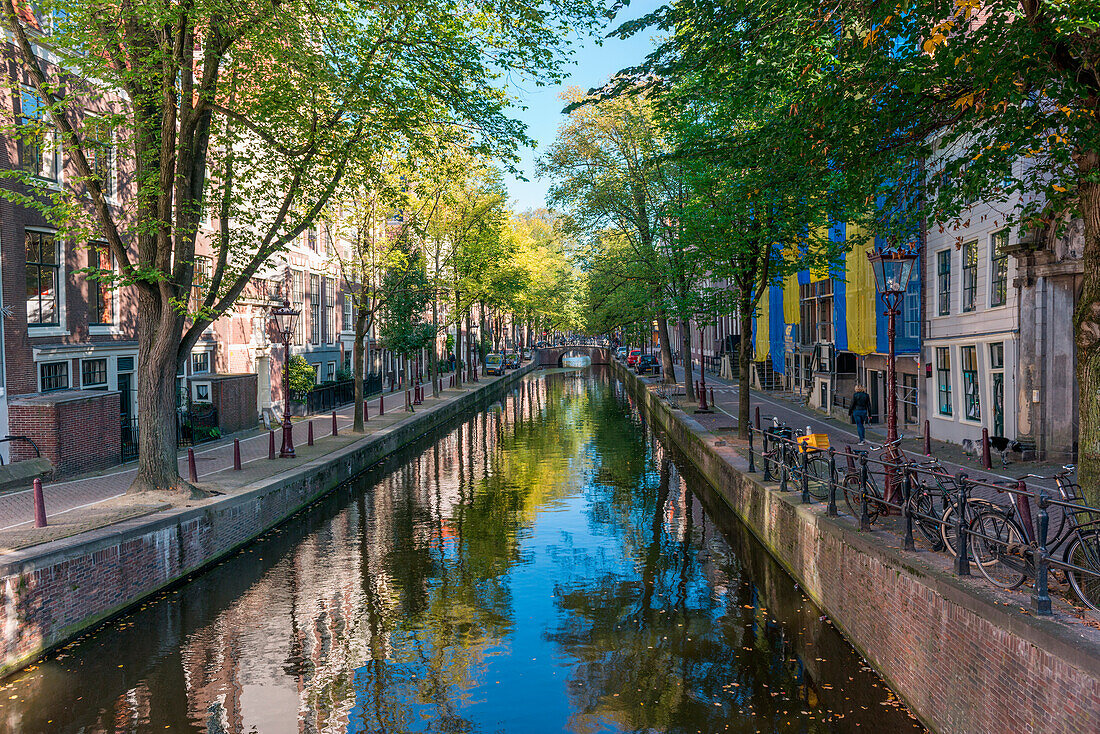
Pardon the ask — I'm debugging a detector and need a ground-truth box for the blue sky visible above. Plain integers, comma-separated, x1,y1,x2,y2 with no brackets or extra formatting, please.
501,0,663,212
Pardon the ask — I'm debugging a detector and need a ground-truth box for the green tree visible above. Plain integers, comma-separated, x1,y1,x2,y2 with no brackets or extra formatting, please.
379,248,434,410
0,0,601,493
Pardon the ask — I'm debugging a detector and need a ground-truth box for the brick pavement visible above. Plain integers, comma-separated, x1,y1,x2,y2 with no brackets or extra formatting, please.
0,370,484,540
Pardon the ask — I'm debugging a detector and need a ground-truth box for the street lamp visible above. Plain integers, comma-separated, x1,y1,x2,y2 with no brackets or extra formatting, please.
867,245,919,505
271,298,300,458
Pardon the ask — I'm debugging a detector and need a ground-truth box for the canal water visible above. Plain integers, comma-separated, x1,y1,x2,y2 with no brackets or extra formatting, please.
0,369,924,733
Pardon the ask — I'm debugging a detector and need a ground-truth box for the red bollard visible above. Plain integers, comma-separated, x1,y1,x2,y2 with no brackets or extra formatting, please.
307,420,315,446
405,389,411,409
709,387,715,407
269,430,276,459
32,478,47,528
363,400,369,421
924,420,932,456
188,448,198,483
379,394,385,415
981,427,992,469
332,411,338,437
755,405,761,430
233,439,242,470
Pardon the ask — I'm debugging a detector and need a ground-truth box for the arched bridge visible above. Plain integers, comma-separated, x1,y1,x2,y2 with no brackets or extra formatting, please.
537,346,612,367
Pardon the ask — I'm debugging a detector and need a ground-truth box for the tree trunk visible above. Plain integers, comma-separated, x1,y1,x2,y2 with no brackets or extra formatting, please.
1076,153,1100,504
455,288,463,387
657,316,675,384
681,318,695,401
466,308,475,380
738,307,754,440
353,307,367,432
130,289,190,494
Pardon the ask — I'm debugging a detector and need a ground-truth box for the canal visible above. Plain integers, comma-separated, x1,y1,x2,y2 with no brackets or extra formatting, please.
0,369,923,733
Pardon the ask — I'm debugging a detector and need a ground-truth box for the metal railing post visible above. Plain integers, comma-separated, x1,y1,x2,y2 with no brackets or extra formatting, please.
955,472,971,576
827,447,838,516
859,453,871,531
902,467,915,551
1032,483,1053,616
762,431,772,481
779,440,789,492
748,429,756,473
800,441,811,504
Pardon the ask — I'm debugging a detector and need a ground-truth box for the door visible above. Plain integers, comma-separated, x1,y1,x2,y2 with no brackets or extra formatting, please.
992,373,1004,437
118,371,137,461
868,370,881,424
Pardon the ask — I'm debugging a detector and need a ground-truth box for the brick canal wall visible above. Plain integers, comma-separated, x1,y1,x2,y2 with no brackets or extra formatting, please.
0,365,534,677
613,362,1100,734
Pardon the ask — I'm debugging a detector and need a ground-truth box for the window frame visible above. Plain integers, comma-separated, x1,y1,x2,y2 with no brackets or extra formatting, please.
88,242,114,326
990,229,1009,308
26,230,61,327
961,345,981,422
39,360,70,392
310,274,320,344
80,357,108,390
936,250,951,316
191,350,211,375
961,240,978,312
85,115,116,200
19,86,60,182
936,346,952,416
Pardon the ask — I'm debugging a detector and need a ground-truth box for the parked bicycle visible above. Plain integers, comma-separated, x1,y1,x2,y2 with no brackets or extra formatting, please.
968,465,1100,610
759,416,831,499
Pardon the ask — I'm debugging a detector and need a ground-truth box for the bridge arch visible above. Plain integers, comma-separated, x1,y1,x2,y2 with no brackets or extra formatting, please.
536,345,611,367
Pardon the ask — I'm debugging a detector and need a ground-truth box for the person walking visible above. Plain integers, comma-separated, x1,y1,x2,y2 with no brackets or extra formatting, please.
849,384,871,444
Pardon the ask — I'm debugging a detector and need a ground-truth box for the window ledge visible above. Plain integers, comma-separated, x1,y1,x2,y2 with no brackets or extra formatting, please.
28,326,70,338
89,325,122,336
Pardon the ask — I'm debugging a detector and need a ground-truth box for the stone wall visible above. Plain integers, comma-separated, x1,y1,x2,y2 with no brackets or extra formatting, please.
614,361,1100,734
207,373,258,435
8,390,122,476
0,363,533,677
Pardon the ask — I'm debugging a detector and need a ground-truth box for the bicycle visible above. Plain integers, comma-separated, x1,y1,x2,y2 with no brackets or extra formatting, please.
759,416,831,499
968,465,1100,611
838,436,905,522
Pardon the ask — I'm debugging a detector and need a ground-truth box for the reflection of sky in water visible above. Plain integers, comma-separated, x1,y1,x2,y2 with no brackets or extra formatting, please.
0,372,923,734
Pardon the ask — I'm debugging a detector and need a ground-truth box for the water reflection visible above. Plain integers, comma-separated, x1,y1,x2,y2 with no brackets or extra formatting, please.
0,370,923,733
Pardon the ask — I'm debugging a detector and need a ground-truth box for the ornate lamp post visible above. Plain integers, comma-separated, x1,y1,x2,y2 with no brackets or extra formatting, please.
867,245,920,505
271,298,301,458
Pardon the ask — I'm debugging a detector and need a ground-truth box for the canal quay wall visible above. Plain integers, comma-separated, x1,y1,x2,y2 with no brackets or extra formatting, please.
613,362,1100,734
0,364,535,677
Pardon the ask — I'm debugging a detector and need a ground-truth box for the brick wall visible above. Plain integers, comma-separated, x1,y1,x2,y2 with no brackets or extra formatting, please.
209,374,258,434
615,362,1100,733
8,391,121,476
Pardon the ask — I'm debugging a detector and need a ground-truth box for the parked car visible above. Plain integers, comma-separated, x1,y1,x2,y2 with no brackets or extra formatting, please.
635,354,660,375
504,353,520,369
615,347,629,360
485,353,505,376
626,349,642,366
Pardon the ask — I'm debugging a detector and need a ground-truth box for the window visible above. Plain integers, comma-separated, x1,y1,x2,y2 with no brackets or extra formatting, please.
343,292,353,331
343,351,352,373
191,351,210,374
26,231,60,326
19,88,58,181
990,229,1009,307
310,274,320,344
937,250,951,316
990,342,1004,369
311,362,320,384
40,361,69,392
961,240,977,312
936,347,952,416
326,361,336,382
904,277,920,339
902,373,919,425
323,278,334,344
88,244,113,325
81,358,108,390
307,227,318,252
86,116,115,198
797,280,832,345
961,345,980,421
291,271,305,345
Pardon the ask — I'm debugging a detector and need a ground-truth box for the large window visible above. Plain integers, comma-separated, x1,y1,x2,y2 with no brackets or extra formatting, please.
323,277,334,344
798,280,832,345
88,244,113,325
86,116,115,198
904,277,920,339
902,373,919,425
20,88,59,180
937,250,951,316
81,358,108,390
961,345,980,421
191,351,210,374
961,240,978,312
936,347,952,416
291,270,305,345
342,292,353,332
40,361,69,392
990,229,1009,307
26,231,60,326
310,274,320,344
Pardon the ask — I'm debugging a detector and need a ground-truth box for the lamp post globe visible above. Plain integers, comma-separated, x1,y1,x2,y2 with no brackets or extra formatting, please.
867,245,920,505
271,298,300,458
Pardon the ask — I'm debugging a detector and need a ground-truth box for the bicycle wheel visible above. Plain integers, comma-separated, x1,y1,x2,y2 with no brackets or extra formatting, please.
843,472,883,523
939,498,999,558
908,485,945,551
763,448,783,483
805,455,833,501
970,509,1028,589
1064,531,1100,612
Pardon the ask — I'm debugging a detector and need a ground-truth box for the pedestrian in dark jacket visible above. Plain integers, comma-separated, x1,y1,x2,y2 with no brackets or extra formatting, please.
849,384,871,444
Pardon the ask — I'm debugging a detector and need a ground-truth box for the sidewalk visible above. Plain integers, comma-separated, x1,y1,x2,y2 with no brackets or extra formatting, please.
642,362,1069,490
0,370,500,552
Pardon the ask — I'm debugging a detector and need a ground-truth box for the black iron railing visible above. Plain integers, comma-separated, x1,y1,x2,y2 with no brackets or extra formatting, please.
294,373,384,415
